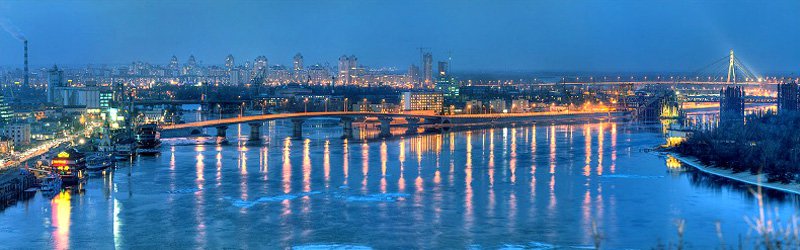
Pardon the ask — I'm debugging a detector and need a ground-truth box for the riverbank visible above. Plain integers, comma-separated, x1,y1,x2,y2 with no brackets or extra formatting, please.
671,154,800,196
0,167,37,207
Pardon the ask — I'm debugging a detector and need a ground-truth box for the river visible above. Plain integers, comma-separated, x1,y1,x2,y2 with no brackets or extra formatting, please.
0,118,797,249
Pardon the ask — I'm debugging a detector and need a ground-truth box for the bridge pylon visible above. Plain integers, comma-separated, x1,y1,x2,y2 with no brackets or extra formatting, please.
726,49,735,84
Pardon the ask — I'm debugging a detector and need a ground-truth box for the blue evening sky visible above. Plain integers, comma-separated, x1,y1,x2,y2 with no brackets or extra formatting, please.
0,0,797,73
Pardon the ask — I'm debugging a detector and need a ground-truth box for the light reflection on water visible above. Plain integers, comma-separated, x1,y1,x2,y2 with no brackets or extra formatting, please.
0,119,798,249
51,191,70,250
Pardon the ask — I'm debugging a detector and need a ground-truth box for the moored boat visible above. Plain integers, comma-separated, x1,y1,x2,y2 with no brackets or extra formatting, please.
135,124,161,156
114,138,135,161
39,173,62,192
86,154,114,172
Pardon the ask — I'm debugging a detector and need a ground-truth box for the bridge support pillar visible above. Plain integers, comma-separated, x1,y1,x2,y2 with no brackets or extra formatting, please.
215,125,228,138
291,119,305,139
340,117,354,139
215,125,229,144
405,117,421,135
378,116,393,138
248,122,262,141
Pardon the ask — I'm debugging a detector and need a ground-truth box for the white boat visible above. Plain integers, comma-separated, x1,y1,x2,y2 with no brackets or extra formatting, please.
40,174,62,192
114,138,135,161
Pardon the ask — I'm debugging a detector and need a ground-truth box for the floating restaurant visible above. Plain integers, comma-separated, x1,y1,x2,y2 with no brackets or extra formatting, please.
50,149,86,185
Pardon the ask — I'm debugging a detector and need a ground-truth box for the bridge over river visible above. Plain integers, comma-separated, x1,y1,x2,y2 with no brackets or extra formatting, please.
161,111,627,140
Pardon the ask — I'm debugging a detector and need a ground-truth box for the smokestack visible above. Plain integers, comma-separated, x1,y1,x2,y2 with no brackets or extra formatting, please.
23,39,28,86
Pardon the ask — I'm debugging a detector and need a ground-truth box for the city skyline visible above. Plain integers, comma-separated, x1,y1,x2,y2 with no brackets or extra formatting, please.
3,2,800,248
0,0,798,73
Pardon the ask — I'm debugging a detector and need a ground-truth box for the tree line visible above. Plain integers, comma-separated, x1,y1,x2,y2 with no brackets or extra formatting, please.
674,111,800,183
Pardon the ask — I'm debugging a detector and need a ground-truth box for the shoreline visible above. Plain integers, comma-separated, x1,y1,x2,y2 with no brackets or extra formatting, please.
671,154,800,196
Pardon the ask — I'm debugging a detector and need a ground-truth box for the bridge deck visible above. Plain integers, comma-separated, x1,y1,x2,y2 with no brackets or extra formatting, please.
161,111,621,131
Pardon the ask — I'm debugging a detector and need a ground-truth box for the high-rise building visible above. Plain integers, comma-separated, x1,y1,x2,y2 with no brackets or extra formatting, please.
230,69,240,85
267,65,291,85
307,64,331,85
422,52,433,87
169,55,179,77
169,55,179,70
348,55,358,85
225,54,235,70
293,53,304,71
720,86,745,124
338,55,349,85
778,81,800,114
338,55,358,85
47,65,65,103
252,56,269,83
187,55,197,68
408,64,420,86
437,61,448,77
0,94,12,125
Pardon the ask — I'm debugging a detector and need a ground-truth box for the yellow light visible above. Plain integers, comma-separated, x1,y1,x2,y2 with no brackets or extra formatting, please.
57,151,70,158
666,155,682,169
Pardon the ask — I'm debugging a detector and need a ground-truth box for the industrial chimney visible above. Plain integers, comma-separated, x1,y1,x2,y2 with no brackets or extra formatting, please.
23,40,29,86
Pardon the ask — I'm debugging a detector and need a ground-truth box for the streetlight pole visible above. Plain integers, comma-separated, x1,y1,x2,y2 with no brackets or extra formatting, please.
304,98,309,113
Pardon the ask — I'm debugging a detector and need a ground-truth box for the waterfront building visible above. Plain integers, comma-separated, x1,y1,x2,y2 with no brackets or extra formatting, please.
400,91,443,113
488,99,507,113
510,99,530,113
51,149,86,184
2,123,30,146
464,100,482,114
